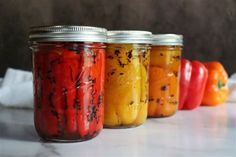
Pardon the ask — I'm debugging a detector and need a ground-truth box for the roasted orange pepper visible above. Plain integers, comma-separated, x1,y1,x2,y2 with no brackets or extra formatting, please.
201,61,229,106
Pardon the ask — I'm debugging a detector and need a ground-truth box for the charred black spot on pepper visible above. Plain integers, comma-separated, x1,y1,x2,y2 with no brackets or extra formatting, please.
173,55,181,60
48,92,59,118
160,53,164,56
156,98,161,104
142,52,146,58
118,60,126,68
74,98,81,110
129,101,134,105
51,110,59,118
127,51,133,63
92,78,96,84
62,87,69,130
127,50,132,59
149,98,154,101
87,106,97,122
114,50,120,56
173,71,178,77
87,75,96,85
161,85,168,91
46,69,56,84
76,79,81,88
120,73,124,75
76,47,82,54
90,89,97,109
98,95,103,107
91,89,97,96
50,58,61,65
170,94,175,97
92,53,97,64
48,92,54,108
108,69,116,76
142,51,148,62
63,88,68,94
95,115,101,124
63,88,68,110
170,101,178,105
47,70,52,75
107,55,114,59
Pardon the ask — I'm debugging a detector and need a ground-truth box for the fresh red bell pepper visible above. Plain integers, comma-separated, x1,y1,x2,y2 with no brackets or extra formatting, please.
179,59,208,110
179,59,192,109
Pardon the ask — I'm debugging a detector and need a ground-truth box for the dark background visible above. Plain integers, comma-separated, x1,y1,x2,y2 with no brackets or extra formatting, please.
0,0,235,76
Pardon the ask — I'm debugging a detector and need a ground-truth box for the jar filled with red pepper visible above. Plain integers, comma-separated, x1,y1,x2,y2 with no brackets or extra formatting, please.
29,26,107,142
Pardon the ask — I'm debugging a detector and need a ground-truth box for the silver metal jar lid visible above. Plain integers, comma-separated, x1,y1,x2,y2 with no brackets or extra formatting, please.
29,25,107,42
152,34,183,46
107,31,152,44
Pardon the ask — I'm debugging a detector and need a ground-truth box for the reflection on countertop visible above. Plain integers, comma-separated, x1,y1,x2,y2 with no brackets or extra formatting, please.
0,103,236,157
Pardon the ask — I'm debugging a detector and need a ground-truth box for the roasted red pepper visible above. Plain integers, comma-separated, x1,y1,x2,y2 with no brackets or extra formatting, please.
33,42,105,141
179,59,208,110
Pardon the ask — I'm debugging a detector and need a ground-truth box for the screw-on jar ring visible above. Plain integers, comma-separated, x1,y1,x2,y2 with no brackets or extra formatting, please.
29,25,107,43
107,30,152,44
152,34,183,46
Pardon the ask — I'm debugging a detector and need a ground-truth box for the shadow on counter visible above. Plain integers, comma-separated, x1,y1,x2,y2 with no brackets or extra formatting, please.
0,107,39,142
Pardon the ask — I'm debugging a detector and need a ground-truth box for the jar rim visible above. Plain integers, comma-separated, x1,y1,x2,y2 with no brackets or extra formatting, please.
29,25,107,43
107,30,153,44
152,34,183,46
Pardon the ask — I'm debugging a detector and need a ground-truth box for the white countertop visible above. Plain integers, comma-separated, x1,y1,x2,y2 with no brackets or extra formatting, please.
0,103,236,157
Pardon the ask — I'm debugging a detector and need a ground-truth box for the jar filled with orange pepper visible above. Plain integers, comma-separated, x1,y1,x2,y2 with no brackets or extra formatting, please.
148,34,183,117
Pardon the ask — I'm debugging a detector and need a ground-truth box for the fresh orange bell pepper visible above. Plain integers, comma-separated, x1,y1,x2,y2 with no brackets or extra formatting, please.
201,61,229,106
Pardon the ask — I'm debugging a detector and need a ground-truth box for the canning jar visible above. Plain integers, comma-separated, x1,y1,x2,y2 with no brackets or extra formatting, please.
148,34,183,118
29,26,107,142
104,31,152,128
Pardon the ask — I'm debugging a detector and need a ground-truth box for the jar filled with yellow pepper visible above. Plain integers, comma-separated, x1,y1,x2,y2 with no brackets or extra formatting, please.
104,31,152,128
148,34,183,118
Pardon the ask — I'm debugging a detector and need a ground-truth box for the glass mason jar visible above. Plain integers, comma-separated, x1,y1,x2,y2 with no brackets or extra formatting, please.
104,31,152,128
29,26,107,142
148,34,183,118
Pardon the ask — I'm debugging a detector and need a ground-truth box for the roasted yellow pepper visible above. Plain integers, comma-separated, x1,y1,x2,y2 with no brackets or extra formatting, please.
104,44,150,127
